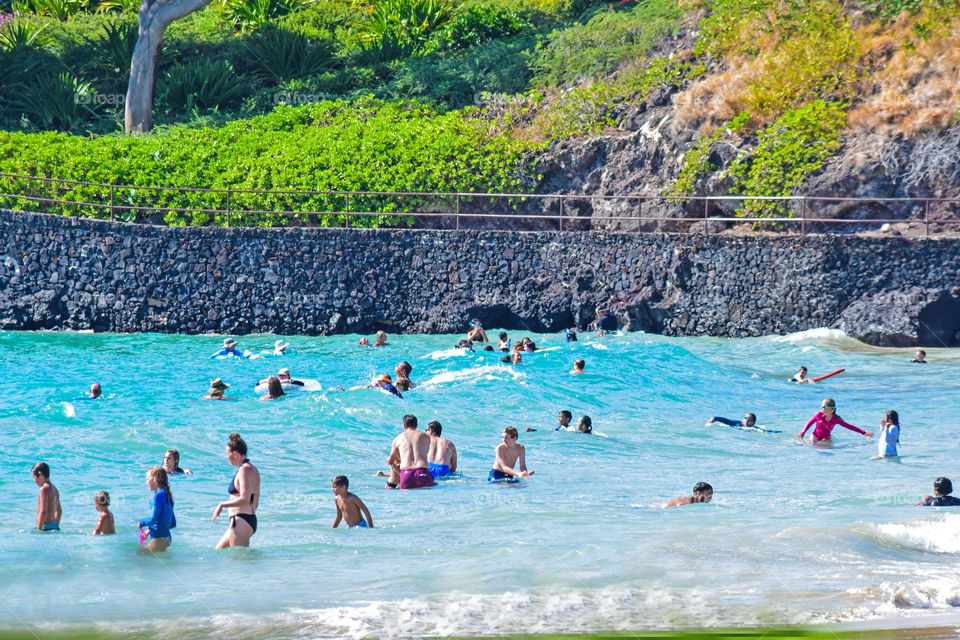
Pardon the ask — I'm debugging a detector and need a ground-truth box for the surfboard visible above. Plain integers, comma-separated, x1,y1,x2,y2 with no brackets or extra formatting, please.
811,368,844,382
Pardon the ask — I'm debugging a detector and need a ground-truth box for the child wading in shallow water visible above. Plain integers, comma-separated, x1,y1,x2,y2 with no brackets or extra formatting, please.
332,476,374,528
93,490,115,535
139,466,176,552
796,398,873,443
32,462,61,531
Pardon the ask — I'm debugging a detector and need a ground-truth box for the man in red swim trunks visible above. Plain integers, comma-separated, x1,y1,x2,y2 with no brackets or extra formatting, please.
388,415,434,490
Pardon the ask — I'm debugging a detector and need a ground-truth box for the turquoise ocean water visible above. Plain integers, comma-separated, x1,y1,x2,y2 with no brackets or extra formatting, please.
2,329,960,638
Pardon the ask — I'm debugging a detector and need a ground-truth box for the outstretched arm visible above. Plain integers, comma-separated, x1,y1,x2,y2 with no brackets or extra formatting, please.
797,415,817,438
836,415,872,436
710,416,738,427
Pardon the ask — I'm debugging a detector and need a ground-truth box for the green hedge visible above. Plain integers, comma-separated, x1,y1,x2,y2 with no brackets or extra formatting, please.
0,98,536,227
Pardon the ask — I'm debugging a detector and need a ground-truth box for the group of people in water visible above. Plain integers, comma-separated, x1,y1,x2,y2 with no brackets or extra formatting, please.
29,314,950,549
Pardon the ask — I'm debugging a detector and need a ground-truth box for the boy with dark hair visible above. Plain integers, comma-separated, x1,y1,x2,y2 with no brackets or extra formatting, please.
554,410,573,431
571,359,585,374
918,477,960,506
427,421,458,478
332,476,374,528
662,482,713,507
32,462,62,531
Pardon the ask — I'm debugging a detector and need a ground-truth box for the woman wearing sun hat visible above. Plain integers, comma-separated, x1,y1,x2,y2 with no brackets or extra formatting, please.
202,378,235,401
209,338,263,360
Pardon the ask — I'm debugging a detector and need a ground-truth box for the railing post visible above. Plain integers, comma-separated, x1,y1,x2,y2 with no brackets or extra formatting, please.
345,193,350,228
637,197,642,233
925,199,929,237
703,198,708,235
109,185,115,221
801,197,806,235
456,194,460,231
559,195,564,232
226,190,232,227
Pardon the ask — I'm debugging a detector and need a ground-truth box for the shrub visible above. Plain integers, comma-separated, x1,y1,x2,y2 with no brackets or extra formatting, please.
219,0,306,33
429,4,532,51
729,100,847,217
354,0,454,56
23,0,88,20
157,60,249,115
0,98,535,227
242,24,337,84
8,71,98,131
667,111,750,196
530,0,681,87
384,31,536,107
0,14,48,51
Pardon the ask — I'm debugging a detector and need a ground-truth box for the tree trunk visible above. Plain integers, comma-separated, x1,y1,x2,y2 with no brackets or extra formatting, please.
125,0,216,133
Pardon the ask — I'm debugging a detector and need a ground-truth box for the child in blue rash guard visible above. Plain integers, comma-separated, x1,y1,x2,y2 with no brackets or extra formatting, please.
139,466,176,552
332,476,374,528
554,410,573,431
876,410,900,457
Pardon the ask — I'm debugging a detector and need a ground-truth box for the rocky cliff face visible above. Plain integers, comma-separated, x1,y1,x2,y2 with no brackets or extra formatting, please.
527,22,960,234
3,209,959,346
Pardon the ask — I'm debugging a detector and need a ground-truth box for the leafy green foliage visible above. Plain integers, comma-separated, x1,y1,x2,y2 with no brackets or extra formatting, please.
729,100,846,217
157,60,249,115
354,0,454,57
0,99,534,227
695,0,861,120
429,4,532,51
530,0,681,87
219,0,306,33
8,71,99,131
0,14,48,51
243,24,337,83
23,0,89,20
667,112,749,197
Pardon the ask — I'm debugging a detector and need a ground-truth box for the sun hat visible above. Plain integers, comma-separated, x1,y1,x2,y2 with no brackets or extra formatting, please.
274,339,289,351
278,368,291,376
376,374,392,384
223,338,237,348
209,378,229,391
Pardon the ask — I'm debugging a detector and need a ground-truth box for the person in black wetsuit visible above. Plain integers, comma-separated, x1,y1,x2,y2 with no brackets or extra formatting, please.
708,414,757,429
213,432,261,548
917,477,960,506
594,306,618,333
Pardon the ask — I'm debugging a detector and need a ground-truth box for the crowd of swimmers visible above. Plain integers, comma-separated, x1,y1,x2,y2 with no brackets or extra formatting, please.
28,314,954,549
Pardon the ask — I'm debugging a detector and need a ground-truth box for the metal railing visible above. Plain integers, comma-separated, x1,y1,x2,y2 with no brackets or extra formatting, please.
1,171,958,235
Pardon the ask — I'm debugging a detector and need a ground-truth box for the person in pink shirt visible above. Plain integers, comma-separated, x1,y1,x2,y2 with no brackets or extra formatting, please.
796,398,874,443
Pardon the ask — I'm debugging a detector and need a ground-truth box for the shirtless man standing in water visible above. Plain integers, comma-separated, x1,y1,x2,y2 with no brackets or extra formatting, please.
426,421,457,478
388,415,434,489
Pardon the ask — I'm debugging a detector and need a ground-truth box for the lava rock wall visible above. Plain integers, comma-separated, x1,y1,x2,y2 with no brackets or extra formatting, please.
2,210,958,346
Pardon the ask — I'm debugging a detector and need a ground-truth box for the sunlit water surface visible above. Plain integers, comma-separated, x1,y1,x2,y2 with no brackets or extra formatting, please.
2,329,960,638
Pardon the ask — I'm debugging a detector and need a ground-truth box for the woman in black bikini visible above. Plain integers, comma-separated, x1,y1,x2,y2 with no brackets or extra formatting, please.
212,432,260,549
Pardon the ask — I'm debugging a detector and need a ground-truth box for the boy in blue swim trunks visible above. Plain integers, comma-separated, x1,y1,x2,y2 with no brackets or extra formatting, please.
32,462,61,531
332,476,374,528
427,421,458,478
489,426,534,482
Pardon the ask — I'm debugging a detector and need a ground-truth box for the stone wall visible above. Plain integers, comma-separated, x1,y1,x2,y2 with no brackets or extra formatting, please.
1,210,958,346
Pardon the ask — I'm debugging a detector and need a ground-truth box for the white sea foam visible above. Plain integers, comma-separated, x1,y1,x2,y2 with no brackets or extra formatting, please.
875,515,960,554
129,586,802,640
427,348,472,360
421,364,524,387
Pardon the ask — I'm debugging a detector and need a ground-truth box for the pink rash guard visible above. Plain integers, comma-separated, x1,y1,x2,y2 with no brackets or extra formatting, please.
800,411,865,441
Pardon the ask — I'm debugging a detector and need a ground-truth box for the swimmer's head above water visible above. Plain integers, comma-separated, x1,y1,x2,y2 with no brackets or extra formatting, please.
692,482,713,503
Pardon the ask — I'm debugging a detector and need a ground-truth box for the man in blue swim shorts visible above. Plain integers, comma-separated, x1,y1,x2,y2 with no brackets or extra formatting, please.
426,421,457,478
32,462,62,532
